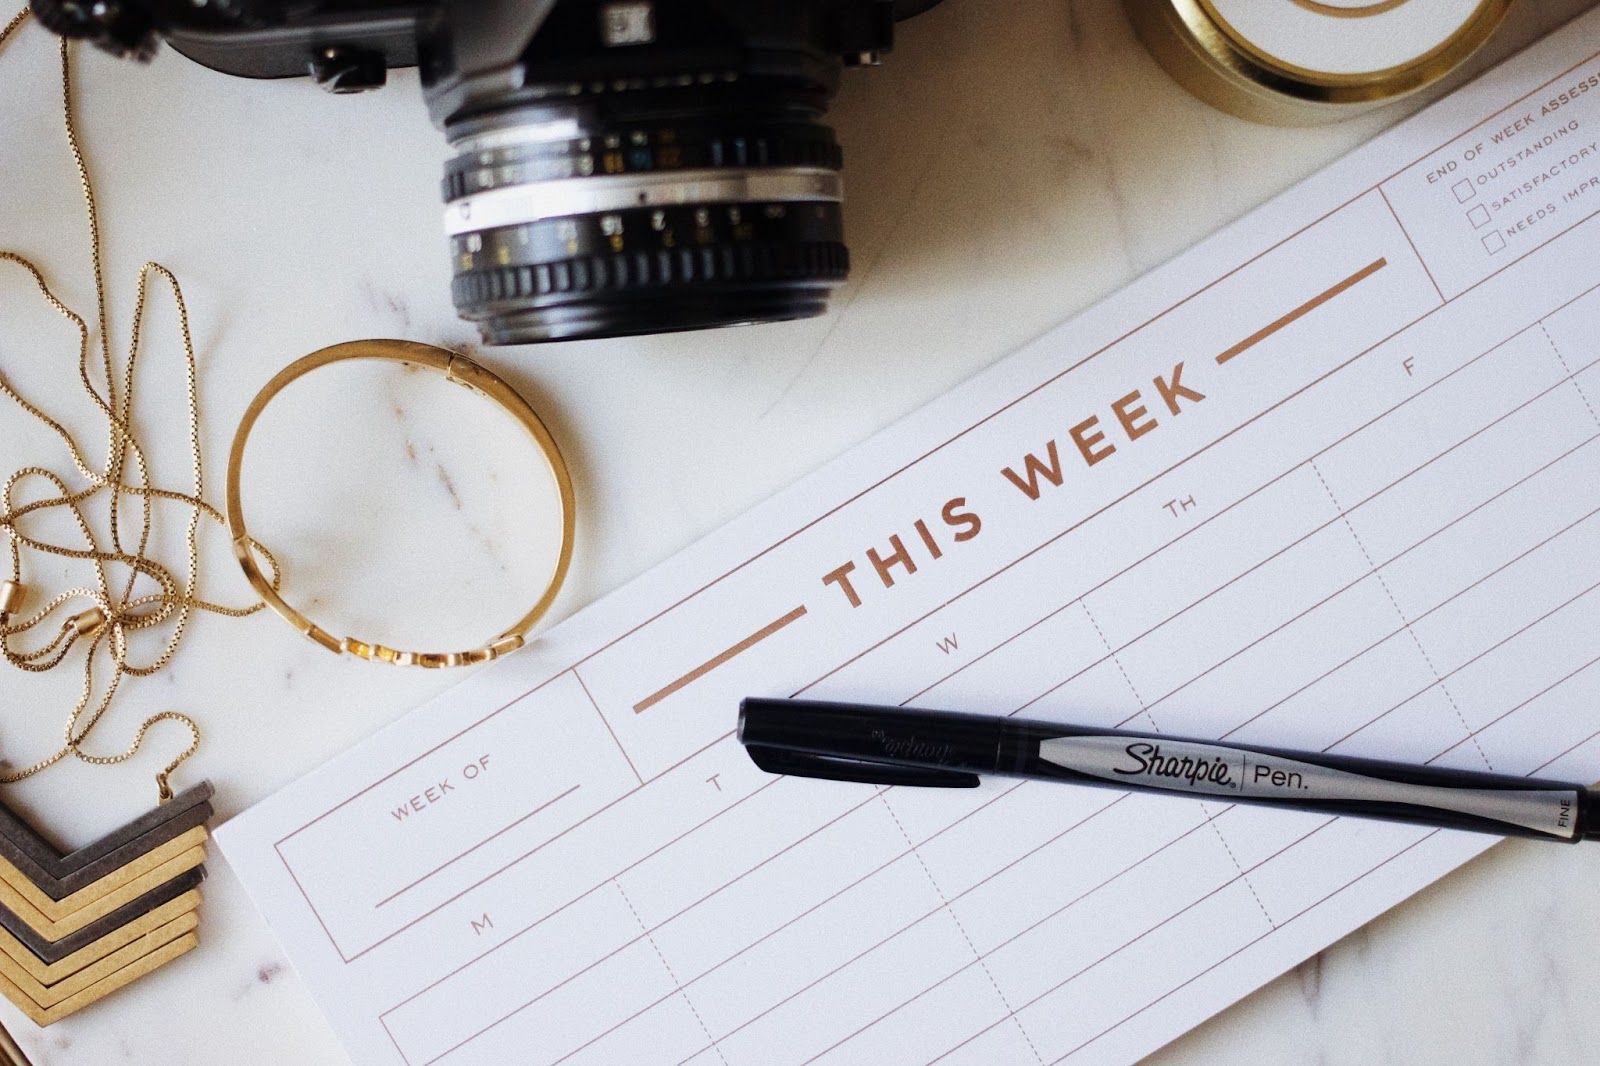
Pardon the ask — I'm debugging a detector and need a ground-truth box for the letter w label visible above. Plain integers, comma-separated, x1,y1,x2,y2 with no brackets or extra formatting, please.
936,633,959,655
1001,440,1064,500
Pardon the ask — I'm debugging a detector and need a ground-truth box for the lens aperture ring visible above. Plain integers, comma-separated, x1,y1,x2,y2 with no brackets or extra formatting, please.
444,122,842,201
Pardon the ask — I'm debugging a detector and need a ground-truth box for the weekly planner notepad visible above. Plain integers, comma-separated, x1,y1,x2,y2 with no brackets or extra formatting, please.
218,12,1600,1065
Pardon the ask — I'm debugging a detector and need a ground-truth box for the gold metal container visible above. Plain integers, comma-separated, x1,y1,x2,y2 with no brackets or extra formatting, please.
1125,0,1513,125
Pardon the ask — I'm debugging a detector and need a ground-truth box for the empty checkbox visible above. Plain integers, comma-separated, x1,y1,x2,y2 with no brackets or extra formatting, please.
1454,178,1476,203
1467,205,1491,228
1482,231,1505,254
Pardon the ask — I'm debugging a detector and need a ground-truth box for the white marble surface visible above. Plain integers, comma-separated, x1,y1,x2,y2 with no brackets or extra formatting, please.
1,0,1599,1063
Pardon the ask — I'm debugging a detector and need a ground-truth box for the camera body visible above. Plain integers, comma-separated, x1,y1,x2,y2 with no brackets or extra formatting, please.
33,0,944,344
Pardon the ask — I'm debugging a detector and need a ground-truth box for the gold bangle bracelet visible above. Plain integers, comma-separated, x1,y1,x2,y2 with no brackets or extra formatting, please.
225,340,576,668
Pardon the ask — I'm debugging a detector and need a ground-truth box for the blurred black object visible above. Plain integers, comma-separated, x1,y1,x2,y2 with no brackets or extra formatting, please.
30,0,946,344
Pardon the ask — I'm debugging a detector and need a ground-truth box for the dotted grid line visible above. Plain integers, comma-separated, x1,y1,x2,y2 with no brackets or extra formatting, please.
614,881,729,1065
1307,459,1494,770
1540,322,1600,429
1077,602,1148,720
876,793,1045,1065
1077,602,1278,930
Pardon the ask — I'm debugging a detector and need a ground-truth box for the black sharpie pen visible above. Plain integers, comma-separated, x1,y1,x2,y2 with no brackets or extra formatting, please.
738,698,1600,842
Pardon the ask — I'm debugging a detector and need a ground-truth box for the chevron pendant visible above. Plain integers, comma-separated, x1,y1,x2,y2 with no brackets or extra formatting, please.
0,783,212,1025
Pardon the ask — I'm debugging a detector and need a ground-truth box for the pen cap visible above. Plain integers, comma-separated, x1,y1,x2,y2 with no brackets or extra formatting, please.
737,699,1001,772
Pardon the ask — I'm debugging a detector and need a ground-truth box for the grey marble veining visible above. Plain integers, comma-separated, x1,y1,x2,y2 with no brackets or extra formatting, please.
1,0,1598,1062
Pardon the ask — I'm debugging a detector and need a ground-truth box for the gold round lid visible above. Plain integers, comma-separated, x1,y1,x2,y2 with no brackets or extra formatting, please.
1126,0,1512,125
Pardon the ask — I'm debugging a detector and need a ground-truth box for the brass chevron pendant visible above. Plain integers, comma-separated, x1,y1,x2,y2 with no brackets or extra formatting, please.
0,784,212,1025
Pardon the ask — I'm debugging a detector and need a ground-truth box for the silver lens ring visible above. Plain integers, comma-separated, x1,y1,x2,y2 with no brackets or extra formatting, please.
450,119,587,154
444,166,843,236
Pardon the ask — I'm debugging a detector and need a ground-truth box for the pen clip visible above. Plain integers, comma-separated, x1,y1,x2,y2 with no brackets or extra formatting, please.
743,744,980,788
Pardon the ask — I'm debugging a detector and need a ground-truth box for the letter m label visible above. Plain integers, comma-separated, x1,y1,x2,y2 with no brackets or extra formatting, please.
471,913,494,936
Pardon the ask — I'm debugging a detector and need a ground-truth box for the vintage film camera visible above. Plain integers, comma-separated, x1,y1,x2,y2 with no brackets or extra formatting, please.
31,0,946,344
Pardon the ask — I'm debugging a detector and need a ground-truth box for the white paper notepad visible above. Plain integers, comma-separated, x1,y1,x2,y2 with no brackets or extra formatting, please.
218,13,1600,1065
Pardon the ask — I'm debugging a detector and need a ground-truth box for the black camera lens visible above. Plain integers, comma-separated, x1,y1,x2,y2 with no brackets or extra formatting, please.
443,93,850,344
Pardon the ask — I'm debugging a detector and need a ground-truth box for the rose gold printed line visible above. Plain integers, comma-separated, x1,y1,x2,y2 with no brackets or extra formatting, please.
633,605,809,713
1215,258,1387,365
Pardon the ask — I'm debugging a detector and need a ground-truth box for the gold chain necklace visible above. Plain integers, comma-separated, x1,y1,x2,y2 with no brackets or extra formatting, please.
0,10,280,801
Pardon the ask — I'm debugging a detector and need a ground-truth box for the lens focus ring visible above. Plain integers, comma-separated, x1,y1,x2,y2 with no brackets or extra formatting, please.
454,242,849,306
450,199,846,344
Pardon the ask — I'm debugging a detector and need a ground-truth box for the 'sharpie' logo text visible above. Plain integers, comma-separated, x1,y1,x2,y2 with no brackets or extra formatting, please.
1114,742,1235,789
